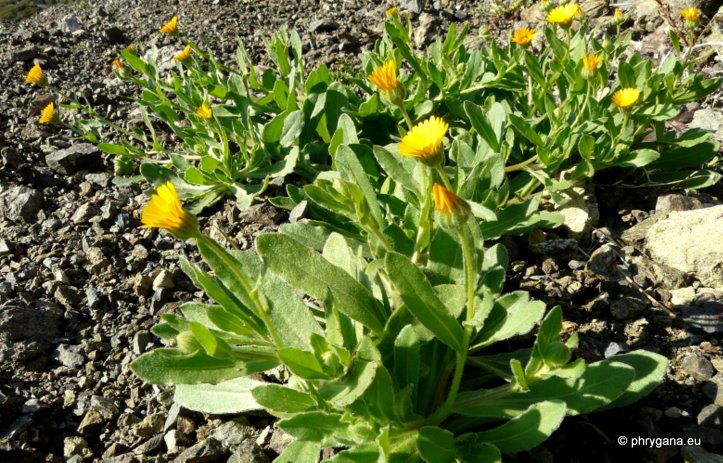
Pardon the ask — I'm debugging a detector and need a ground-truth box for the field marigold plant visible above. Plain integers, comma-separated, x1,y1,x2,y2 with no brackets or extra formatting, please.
398,115,448,166
160,15,178,34
141,182,200,239
681,7,700,23
174,44,192,62
547,3,582,27
612,87,640,110
38,102,59,125
582,53,601,79
511,27,536,47
24,63,48,86
194,101,212,120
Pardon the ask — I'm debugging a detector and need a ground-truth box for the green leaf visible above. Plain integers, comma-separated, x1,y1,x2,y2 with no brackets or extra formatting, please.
278,347,330,379
464,101,501,152
278,412,346,443
321,338,379,406
256,234,386,333
384,252,465,353
373,146,420,202
394,325,420,388
473,291,546,349
98,143,130,156
466,401,567,453
600,350,668,410
336,145,383,226
617,148,660,168
327,444,382,463
281,110,304,147
252,384,317,415
230,250,324,351
508,113,544,146
454,361,636,418
174,377,265,414
131,348,276,384
418,427,456,463
456,441,501,463
275,440,321,463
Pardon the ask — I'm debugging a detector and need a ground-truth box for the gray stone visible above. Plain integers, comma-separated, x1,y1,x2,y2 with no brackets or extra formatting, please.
133,413,166,438
71,203,99,224
64,436,92,459
0,301,63,364
670,287,697,306
585,244,618,277
309,19,339,33
702,373,723,406
133,433,165,455
610,297,647,320
0,239,15,257
268,427,294,455
643,205,723,288
400,0,427,14
78,408,105,437
53,344,85,369
164,429,191,452
45,143,103,175
153,270,175,290
528,238,578,257
211,418,254,448
655,194,704,213
173,438,227,463
227,440,271,463
557,187,599,239
689,108,723,144
11,47,36,62
60,14,83,34
680,352,715,381
603,342,628,358
697,404,723,428
0,186,43,223
133,330,151,355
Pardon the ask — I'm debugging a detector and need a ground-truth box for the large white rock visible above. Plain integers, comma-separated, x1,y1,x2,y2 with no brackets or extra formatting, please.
644,205,723,288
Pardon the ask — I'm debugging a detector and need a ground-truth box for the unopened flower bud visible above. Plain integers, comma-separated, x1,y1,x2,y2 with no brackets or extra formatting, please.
433,183,470,230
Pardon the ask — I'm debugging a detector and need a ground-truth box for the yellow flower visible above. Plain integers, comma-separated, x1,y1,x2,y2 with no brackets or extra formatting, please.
368,58,399,92
433,183,470,230
581,53,601,79
141,181,200,239
386,6,398,18
195,102,212,119
547,3,583,27
612,8,625,26
511,28,536,47
124,43,137,54
612,87,640,110
24,64,48,86
160,16,178,34
39,102,59,125
399,116,448,166
113,58,124,70
681,7,700,23
174,44,192,62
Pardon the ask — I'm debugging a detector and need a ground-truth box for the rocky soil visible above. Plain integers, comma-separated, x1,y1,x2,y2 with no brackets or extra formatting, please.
0,0,722,462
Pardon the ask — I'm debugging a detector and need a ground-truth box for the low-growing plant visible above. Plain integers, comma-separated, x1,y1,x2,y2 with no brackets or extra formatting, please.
25,3,721,460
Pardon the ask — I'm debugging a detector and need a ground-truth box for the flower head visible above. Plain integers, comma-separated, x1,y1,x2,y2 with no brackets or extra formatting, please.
368,58,405,106
511,28,537,47
681,7,700,23
581,53,601,79
547,3,583,27
613,8,625,25
39,102,59,125
386,6,398,18
681,6,700,29
368,59,399,92
124,43,137,54
141,181,200,239
195,101,212,120
399,116,448,166
612,87,640,110
113,58,124,70
433,183,470,230
25,64,48,86
174,44,192,62
160,16,179,34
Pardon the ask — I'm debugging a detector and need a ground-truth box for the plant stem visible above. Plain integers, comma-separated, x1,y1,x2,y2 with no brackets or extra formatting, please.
505,154,538,173
398,103,414,131
570,81,592,131
411,167,433,265
434,165,454,191
428,226,476,425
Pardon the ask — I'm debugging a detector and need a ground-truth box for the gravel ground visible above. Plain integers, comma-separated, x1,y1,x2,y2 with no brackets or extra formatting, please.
0,1,722,462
